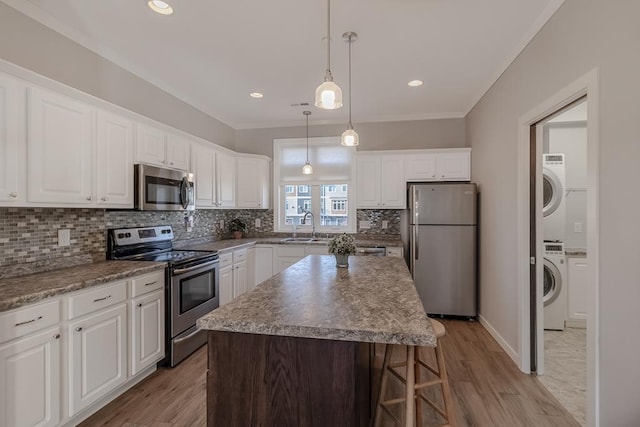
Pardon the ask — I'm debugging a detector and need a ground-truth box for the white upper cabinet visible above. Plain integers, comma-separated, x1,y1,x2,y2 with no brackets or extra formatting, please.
216,150,236,208
236,156,270,209
0,73,24,204
166,133,191,171
192,143,217,207
405,148,470,181
96,110,134,207
135,124,191,172
356,154,406,209
27,87,93,204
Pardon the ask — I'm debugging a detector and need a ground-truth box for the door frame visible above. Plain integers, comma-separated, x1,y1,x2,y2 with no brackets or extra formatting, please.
516,68,600,426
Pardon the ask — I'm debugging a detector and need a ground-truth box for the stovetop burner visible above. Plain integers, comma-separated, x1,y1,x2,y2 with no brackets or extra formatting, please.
136,250,217,264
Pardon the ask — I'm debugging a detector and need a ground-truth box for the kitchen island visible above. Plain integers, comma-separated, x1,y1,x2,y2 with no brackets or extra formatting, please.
197,255,435,427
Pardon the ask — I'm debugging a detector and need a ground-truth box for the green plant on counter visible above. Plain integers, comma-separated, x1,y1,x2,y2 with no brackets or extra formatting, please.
228,218,248,233
328,233,356,256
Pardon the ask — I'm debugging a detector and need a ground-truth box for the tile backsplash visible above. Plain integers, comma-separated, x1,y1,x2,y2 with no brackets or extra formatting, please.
0,207,401,278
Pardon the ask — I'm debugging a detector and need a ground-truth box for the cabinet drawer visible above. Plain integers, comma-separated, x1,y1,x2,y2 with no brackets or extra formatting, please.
0,299,61,343
219,252,233,268
275,246,305,257
68,281,127,319
131,271,165,297
233,249,247,263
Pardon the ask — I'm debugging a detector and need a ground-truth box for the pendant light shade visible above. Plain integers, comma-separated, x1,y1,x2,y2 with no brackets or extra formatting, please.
341,32,359,146
302,111,313,175
315,0,342,110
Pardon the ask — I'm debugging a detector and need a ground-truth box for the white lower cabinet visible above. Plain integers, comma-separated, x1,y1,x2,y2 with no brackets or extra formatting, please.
219,265,233,306
567,257,588,327
254,245,274,287
273,246,306,275
130,290,164,376
0,326,61,427
68,303,127,416
233,259,248,298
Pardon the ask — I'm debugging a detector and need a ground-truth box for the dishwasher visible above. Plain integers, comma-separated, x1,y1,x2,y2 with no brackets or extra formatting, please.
354,246,386,256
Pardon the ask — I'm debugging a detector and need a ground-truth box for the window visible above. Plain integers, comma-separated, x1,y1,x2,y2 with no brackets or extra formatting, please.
273,137,356,233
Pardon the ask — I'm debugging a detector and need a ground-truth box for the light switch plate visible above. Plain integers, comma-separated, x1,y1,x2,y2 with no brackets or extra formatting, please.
255,218,261,228
359,220,371,229
58,229,70,247
574,222,583,233
381,220,389,229
219,220,224,230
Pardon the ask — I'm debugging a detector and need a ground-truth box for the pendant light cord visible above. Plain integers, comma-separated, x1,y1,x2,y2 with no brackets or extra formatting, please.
348,34,352,127
326,0,331,78
306,113,310,162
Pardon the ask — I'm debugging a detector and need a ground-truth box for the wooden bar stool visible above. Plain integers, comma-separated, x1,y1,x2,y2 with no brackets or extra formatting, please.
372,319,455,427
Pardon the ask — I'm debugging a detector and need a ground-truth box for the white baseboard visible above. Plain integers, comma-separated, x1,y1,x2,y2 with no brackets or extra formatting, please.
478,314,520,365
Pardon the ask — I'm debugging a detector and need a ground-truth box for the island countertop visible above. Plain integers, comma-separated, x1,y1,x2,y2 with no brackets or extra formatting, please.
197,255,436,347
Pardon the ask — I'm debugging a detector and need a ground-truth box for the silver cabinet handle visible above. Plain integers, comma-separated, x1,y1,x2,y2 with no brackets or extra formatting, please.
173,328,201,344
75,327,83,332
93,295,111,303
145,281,157,286
53,333,61,339
9,192,17,198
15,316,42,327
137,303,143,307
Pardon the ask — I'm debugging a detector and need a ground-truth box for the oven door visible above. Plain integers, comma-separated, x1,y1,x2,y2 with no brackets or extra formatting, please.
171,259,219,337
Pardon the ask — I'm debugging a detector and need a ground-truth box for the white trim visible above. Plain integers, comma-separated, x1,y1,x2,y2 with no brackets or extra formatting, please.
478,314,519,365
516,68,599,427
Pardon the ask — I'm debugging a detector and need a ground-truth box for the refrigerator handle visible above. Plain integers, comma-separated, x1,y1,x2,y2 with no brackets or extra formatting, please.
413,186,419,223
414,225,419,261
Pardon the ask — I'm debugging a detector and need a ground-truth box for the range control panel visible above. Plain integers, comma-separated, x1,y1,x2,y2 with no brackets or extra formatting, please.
111,226,174,246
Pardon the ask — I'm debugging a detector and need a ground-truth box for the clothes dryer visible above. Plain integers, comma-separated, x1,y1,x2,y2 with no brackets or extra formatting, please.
543,153,566,242
543,242,567,330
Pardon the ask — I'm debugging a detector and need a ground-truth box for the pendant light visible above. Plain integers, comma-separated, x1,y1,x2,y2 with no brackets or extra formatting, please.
314,0,342,110
341,32,359,146
302,111,313,175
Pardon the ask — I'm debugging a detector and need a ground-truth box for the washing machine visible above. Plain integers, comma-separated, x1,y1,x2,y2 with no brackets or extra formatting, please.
542,153,566,242
543,242,567,330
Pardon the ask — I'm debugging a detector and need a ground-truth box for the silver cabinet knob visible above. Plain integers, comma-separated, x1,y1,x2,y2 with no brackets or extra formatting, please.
53,333,61,339
9,192,17,198
170,161,174,166
86,196,92,201
75,327,83,332
441,174,445,178
137,303,142,307
432,174,436,178
101,197,107,201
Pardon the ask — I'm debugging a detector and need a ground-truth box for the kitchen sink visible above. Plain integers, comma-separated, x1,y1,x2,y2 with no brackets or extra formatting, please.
280,237,325,243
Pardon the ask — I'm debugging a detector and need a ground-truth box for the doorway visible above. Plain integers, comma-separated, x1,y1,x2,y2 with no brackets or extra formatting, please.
516,69,599,427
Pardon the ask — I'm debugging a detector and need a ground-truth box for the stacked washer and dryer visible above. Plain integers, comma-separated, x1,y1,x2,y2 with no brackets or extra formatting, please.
542,154,567,330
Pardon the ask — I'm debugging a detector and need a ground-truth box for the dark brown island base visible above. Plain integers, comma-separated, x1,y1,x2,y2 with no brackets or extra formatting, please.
197,255,436,427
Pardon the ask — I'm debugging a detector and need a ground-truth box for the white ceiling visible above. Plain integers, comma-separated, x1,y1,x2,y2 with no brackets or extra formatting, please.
4,0,564,129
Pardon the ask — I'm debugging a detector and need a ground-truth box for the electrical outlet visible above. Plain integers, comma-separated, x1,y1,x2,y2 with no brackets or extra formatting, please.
574,222,583,233
219,220,224,230
255,218,261,228
381,220,389,229
359,220,371,229
58,229,70,247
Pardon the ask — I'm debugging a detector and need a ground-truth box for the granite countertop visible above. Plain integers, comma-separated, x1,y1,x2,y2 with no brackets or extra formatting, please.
184,237,403,253
197,255,436,347
0,261,165,312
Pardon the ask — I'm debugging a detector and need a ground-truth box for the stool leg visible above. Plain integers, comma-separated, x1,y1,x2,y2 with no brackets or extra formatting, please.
373,344,392,427
435,341,455,426
414,346,422,426
405,346,415,427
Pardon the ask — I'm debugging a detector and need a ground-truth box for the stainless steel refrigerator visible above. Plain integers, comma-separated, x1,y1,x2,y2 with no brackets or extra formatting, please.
408,183,477,318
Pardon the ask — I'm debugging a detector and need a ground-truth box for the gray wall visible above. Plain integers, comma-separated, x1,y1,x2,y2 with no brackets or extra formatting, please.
0,2,235,149
235,118,466,157
466,0,640,424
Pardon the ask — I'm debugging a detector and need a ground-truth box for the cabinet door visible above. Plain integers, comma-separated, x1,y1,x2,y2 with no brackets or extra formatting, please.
305,245,329,255
379,156,406,208
258,158,270,209
0,327,60,427
0,73,23,203
405,154,437,181
233,260,248,298
254,246,273,287
27,87,93,204
166,134,191,171
436,151,470,180
192,144,216,207
68,303,127,416
568,258,588,324
130,290,164,376
135,123,166,167
356,156,381,208
216,151,236,208
219,265,233,306
96,110,134,207
235,157,261,208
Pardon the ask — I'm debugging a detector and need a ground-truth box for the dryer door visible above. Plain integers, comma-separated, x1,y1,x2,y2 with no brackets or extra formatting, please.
543,168,563,217
543,257,563,307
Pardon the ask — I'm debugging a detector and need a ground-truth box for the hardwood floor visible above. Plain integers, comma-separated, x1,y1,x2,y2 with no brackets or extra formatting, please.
80,320,579,427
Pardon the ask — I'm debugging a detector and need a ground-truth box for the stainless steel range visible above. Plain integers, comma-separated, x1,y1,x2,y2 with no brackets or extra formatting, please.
107,225,219,367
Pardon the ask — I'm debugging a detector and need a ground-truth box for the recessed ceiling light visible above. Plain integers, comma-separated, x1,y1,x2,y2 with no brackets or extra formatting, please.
250,92,264,99
408,80,424,87
148,0,173,15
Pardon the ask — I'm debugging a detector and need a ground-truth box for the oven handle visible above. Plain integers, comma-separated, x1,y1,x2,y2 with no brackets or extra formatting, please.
172,260,219,276
173,327,202,344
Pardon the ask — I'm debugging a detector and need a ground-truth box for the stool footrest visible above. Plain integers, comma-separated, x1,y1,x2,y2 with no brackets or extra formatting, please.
417,392,448,419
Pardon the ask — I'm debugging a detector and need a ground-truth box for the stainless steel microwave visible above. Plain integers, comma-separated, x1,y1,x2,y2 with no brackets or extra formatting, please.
134,164,195,211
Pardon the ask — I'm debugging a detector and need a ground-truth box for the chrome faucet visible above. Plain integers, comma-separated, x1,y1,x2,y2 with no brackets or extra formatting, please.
301,211,316,239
